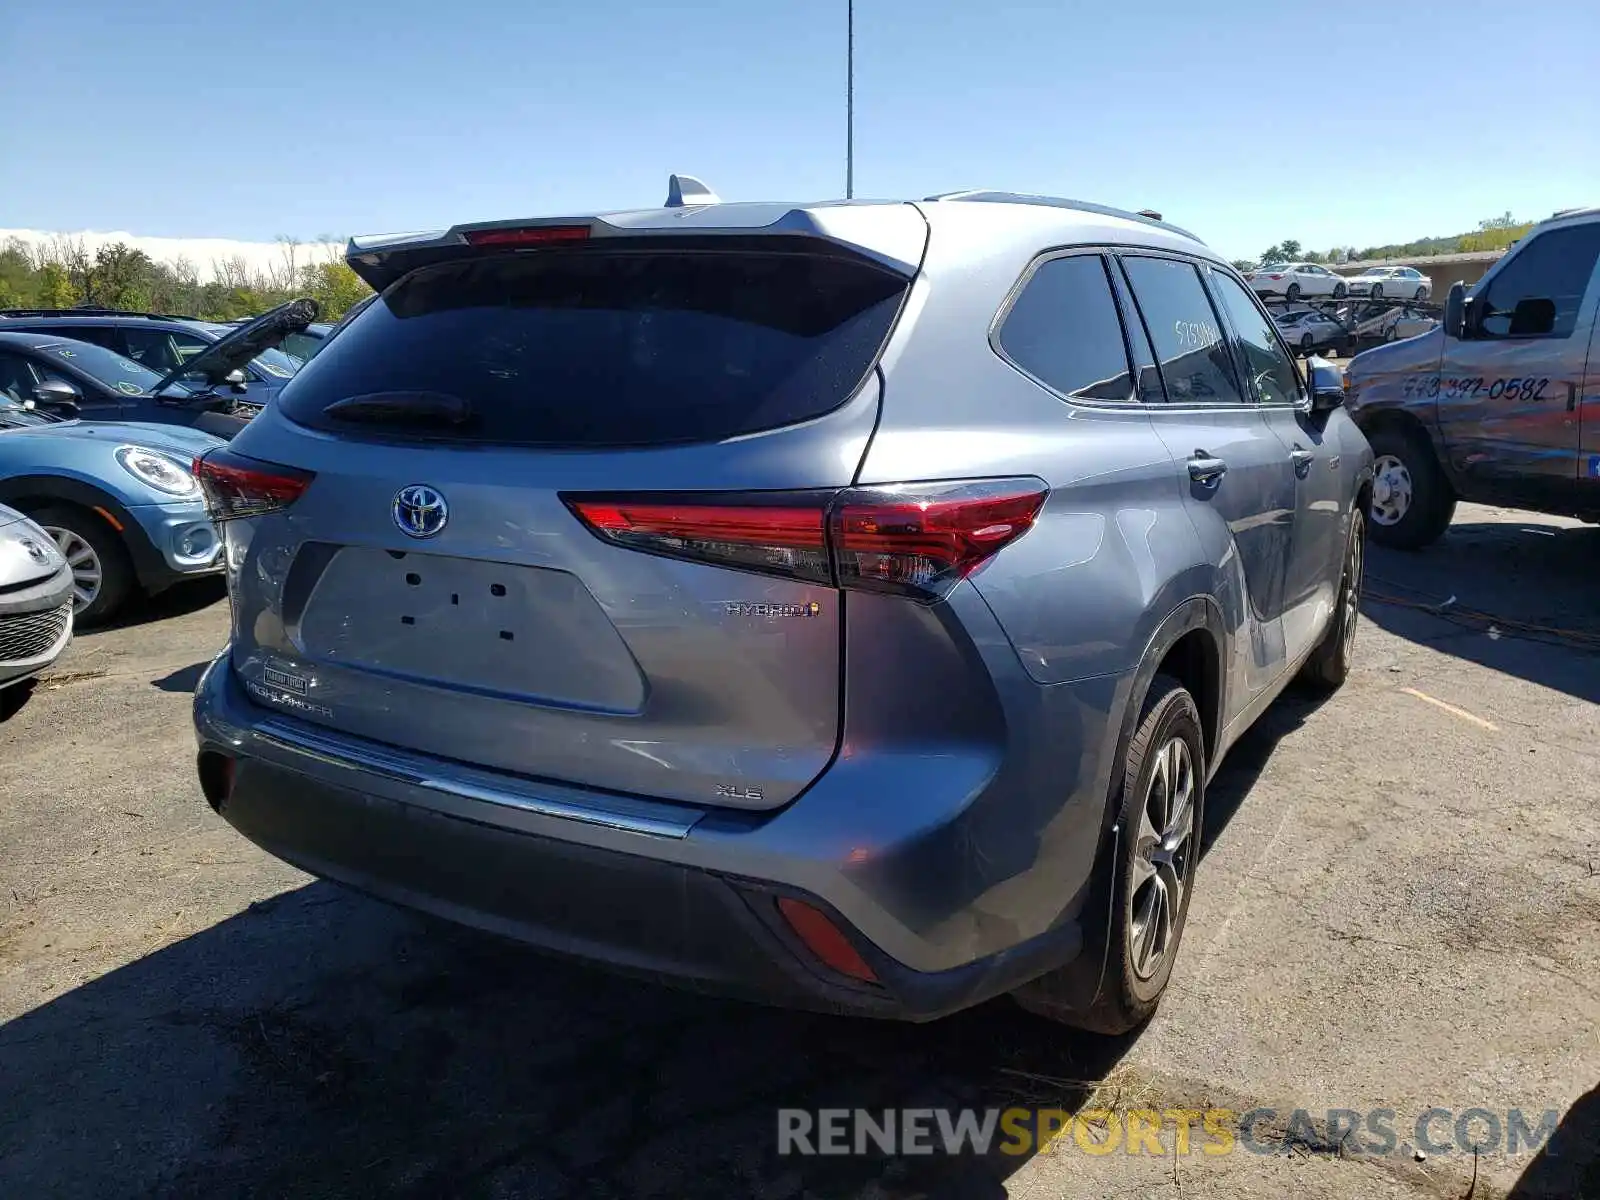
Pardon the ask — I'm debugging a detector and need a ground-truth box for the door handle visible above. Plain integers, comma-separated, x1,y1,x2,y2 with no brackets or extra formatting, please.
1290,446,1315,477
1187,452,1228,485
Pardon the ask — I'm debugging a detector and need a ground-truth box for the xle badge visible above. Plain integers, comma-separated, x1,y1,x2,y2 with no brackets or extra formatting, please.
725,601,821,619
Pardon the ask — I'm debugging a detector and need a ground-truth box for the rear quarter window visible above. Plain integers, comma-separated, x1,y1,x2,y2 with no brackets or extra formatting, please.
995,254,1133,402
277,248,909,447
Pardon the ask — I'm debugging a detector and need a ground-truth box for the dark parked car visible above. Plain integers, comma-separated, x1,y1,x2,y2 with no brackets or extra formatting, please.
0,308,306,405
194,183,1372,1034
0,301,317,440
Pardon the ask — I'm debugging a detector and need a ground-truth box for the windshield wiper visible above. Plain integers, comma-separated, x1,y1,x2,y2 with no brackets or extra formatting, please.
321,391,476,428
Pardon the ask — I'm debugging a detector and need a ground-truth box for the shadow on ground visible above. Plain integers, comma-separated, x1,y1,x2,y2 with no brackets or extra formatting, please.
1363,518,1600,703
0,880,1143,1200
1507,1082,1600,1199
99,575,227,633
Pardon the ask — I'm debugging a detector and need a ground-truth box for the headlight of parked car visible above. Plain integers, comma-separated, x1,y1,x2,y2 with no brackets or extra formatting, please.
115,446,200,498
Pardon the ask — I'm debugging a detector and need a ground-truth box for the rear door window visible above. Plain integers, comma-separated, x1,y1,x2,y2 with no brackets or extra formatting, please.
1119,256,1247,404
995,254,1133,402
278,248,909,446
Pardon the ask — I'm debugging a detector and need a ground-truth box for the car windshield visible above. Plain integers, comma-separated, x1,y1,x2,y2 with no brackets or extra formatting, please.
35,340,174,396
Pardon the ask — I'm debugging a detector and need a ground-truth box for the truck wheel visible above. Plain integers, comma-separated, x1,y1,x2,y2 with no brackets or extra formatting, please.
1299,509,1364,691
1365,426,1455,550
1013,675,1203,1034
27,503,135,626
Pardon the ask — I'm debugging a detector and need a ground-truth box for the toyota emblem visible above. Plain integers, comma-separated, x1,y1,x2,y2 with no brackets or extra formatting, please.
393,484,449,539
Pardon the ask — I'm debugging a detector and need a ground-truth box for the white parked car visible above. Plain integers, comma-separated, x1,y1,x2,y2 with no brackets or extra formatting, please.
1273,307,1345,350
1245,262,1348,300
1343,265,1432,300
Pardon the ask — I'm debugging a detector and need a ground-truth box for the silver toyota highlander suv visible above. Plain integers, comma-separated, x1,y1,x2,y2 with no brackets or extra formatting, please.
192,185,1373,1033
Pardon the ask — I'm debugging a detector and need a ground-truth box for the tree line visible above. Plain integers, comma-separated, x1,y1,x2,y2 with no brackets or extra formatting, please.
1234,213,1536,271
0,236,372,322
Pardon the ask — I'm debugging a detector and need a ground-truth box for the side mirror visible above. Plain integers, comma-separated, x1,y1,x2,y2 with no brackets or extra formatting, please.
1306,358,1344,412
1508,297,1556,337
32,379,82,415
1443,282,1466,339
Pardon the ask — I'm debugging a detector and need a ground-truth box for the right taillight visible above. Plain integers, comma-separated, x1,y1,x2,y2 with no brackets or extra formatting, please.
194,448,315,522
829,479,1048,600
564,478,1047,603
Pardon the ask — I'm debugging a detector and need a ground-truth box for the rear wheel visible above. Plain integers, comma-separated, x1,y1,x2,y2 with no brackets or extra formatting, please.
27,504,134,626
1299,508,1364,691
1365,426,1455,549
1286,283,1302,301
1013,675,1203,1034
1300,332,1314,350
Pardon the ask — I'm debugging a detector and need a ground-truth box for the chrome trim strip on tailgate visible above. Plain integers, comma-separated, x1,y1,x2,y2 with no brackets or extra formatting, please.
253,718,704,840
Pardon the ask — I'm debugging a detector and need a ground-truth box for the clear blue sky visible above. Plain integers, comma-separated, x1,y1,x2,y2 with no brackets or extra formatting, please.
2,0,1595,260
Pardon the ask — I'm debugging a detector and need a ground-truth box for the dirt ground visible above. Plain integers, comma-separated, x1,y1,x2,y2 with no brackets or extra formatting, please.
1,503,1596,1200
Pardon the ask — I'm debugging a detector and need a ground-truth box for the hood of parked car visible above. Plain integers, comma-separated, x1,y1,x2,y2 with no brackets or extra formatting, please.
0,419,224,459
0,505,67,589
1347,326,1443,380
154,298,319,393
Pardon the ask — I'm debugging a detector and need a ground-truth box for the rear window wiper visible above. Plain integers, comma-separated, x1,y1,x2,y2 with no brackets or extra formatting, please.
321,391,476,428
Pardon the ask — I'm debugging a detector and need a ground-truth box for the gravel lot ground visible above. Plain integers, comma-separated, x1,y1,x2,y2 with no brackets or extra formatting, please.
1,503,1596,1200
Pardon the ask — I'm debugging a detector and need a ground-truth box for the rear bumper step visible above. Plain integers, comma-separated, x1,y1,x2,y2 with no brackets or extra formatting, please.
194,655,1087,1021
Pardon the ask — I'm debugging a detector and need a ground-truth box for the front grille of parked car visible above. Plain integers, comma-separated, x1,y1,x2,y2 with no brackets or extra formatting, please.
0,603,71,663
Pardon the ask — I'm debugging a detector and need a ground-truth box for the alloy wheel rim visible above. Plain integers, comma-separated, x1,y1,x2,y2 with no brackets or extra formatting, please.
1342,514,1364,661
1370,454,1412,526
1129,735,1196,981
43,526,102,612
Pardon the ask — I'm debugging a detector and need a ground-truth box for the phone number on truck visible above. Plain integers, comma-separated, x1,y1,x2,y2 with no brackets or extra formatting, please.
1400,376,1553,401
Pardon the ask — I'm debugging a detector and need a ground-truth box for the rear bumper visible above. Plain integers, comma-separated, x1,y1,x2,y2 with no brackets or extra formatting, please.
194,654,1104,1021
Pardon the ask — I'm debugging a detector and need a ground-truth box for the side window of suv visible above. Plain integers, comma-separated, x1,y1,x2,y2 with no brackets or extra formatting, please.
1477,223,1600,339
1118,256,1247,405
995,254,1134,402
1209,272,1304,407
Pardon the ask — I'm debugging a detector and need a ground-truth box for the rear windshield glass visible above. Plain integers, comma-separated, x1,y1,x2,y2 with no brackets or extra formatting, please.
277,248,908,446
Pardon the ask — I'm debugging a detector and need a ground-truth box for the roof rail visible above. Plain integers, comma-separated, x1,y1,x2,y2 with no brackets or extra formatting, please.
664,174,720,207
0,306,204,321
921,190,1204,244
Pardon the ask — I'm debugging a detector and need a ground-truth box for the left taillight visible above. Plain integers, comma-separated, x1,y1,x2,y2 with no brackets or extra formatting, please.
564,478,1047,603
193,448,315,522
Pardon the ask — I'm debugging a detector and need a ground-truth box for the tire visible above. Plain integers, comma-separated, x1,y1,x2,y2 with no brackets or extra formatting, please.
1299,508,1364,691
26,503,135,626
1013,675,1204,1034
1365,425,1455,550
1414,286,1427,301
1286,283,1302,301
1300,332,1314,350
1370,283,1383,299
1333,282,1348,299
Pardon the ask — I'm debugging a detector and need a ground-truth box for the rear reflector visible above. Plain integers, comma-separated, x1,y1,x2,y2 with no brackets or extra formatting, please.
463,225,591,247
564,478,1047,602
194,448,315,522
776,897,878,983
